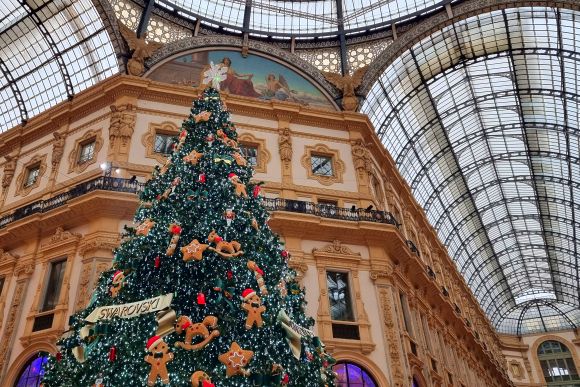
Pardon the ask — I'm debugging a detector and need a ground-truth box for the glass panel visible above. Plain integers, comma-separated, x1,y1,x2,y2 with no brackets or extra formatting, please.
239,144,258,166
15,352,49,387
78,140,95,164
311,154,333,176
41,260,66,311
24,165,40,187
332,362,377,387
154,133,176,154
326,271,354,321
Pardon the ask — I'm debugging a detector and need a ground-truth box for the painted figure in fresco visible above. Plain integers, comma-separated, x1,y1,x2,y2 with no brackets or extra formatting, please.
218,57,261,98
263,74,305,104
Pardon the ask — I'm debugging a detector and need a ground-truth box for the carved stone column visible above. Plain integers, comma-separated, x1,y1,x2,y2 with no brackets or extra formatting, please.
0,152,18,209
274,106,298,198
350,138,373,206
48,128,67,192
0,250,18,336
108,102,137,164
0,261,34,381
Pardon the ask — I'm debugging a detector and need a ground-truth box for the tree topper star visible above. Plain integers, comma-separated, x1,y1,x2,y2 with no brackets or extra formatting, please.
203,62,228,89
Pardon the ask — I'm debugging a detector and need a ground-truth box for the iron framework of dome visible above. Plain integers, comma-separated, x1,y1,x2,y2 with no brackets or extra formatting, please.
362,6,580,335
0,0,119,133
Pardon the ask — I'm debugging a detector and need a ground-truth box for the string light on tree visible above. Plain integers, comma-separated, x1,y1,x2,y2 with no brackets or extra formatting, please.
41,87,335,387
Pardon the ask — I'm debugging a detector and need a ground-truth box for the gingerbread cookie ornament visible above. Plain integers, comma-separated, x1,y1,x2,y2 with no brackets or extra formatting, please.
174,315,220,350
241,288,266,329
181,239,209,261
218,341,253,377
228,173,248,198
110,270,125,298
207,230,244,258
191,371,214,387
145,336,173,386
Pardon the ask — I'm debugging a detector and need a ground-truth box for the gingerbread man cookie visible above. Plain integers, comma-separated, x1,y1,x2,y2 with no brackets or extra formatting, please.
228,173,248,198
241,288,266,329
145,336,174,386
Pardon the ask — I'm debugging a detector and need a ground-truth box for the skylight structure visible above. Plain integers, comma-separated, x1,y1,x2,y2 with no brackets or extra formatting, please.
362,7,580,335
0,0,119,132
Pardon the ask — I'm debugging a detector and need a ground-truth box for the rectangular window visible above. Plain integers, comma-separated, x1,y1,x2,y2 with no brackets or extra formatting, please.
0,277,4,297
154,133,176,155
78,140,96,164
311,154,333,176
41,260,66,312
239,144,258,166
326,271,354,321
399,292,414,334
24,165,40,187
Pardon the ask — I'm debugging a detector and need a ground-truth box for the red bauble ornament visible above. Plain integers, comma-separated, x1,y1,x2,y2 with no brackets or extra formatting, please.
282,374,290,385
227,270,233,280
202,381,215,387
171,225,182,234
154,255,160,269
56,352,62,362
281,250,289,258
253,185,261,198
197,292,206,306
109,346,117,362
198,173,206,183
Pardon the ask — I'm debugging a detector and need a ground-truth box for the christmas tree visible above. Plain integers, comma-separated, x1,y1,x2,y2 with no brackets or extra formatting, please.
41,83,336,387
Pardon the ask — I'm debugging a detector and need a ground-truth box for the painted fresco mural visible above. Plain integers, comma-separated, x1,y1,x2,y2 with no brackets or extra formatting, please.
148,50,335,109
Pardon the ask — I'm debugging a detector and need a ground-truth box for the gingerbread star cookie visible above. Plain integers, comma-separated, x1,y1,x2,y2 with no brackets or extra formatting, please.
136,219,155,236
181,239,209,262
218,342,253,377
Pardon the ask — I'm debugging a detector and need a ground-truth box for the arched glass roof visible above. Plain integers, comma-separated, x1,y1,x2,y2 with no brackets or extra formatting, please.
155,0,450,37
362,7,580,335
0,0,119,132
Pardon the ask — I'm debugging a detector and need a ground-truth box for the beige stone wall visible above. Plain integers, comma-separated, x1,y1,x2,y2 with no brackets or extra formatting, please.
0,76,511,386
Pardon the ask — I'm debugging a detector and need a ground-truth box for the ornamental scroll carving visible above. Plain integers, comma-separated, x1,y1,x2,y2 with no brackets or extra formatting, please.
44,227,82,247
378,287,405,387
1,153,17,190
0,279,28,375
313,240,359,256
351,139,372,174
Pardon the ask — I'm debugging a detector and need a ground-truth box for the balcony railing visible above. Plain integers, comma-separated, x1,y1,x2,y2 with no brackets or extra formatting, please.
0,177,145,229
0,177,402,233
261,198,398,226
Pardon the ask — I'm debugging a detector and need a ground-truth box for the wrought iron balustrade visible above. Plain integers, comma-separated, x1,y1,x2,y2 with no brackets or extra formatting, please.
0,178,408,240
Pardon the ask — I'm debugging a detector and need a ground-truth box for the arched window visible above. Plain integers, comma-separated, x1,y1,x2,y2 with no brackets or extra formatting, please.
537,340,580,385
333,361,377,387
14,352,49,387
412,377,421,387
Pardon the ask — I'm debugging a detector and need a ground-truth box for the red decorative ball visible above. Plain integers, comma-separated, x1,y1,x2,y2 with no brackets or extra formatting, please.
56,352,62,362
109,346,117,362
281,250,289,258
227,270,233,280
171,225,182,234
154,256,160,269
253,185,261,198
197,292,206,306
282,374,289,384
198,173,206,183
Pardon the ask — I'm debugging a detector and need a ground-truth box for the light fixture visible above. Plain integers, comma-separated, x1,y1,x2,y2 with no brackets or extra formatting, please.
100,162,109,170
115,168,121,174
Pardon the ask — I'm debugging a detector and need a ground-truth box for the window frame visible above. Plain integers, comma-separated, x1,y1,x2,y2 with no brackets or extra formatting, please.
332,361,378,387
239,142,259,167
13,352,49,387
23,164,40,188
311,153,334,177
153,132,177,155
537,340,580,384
326,269,356,322
77,138,96,164
40,258,67,312
301,143,345,186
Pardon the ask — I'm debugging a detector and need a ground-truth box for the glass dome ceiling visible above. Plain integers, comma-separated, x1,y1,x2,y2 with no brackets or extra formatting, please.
0,0,118,132
156,0,449,37
362,6,580,335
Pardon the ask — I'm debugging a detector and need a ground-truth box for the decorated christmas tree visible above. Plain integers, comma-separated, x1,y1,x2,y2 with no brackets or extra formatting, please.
41,78,336,386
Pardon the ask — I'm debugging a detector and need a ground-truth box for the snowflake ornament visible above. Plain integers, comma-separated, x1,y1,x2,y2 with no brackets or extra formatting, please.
203,61,228,89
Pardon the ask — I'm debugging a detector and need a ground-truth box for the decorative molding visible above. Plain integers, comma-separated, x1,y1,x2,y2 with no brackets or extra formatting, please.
1,153,17,190
508,360,525,380
43,227,82,248
237,132,271,174
313,239,360,256
144,36,340,103
0,278,29,378
14,154,47,197
277,127,293,164
300,143,345,186
67,128,104,174
377,286,405,387
78,232,121,256
142,121,180,164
